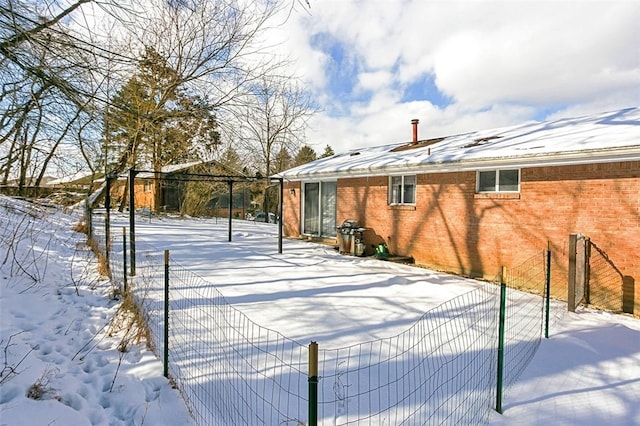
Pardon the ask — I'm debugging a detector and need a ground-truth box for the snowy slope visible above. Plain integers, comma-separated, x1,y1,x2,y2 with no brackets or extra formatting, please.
0,196,193,425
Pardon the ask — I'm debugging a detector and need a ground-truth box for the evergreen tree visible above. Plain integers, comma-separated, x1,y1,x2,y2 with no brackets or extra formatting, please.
104,47,220,210
218,146,243,174
104,47,220,174
321,144,335,158
293,145,317,166
273,147,292,173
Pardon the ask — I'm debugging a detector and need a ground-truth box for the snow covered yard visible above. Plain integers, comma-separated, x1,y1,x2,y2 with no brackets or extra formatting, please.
1,197,639,425
111,211,640,425
0,197,193,425
118,215,488,348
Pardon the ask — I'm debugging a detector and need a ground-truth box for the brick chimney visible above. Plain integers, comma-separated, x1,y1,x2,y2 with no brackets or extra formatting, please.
411,119,419,144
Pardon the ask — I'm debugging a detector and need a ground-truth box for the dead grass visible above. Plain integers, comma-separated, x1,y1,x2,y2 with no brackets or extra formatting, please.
26,367,60,401
73,220,88,235
86,237,110,277
107,290,151,353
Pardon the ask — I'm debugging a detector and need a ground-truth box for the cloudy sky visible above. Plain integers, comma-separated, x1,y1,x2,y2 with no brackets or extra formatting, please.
269,0,640,154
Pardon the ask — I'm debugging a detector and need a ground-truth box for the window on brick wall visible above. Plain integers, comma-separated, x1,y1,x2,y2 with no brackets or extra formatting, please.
388,175,416,205
477,169,520,193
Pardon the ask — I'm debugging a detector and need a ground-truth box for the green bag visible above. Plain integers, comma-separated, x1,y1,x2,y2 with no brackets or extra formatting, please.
376,243,388,258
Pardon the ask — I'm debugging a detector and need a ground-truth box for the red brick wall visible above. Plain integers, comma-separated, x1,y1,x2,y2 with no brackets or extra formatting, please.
285,161,640,315
109,181,155,210
283,181,301,237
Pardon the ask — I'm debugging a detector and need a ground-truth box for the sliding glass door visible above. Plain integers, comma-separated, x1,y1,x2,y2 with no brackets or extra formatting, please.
303,181,336,237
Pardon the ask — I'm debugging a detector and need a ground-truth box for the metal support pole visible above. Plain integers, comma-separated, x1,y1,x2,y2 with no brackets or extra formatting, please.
122,227,128,293
278,177,283,254
85,199,93,241
242,182,246,220
545,241,551,339
496,266,507,414
568,234,577,312
129,169,137,276
228,180,233,242
308,341,318,426
163,249,169,379
105,177,111,265
585,237,591,305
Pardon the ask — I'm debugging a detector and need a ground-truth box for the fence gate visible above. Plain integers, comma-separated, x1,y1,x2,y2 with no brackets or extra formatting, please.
568,233,589,312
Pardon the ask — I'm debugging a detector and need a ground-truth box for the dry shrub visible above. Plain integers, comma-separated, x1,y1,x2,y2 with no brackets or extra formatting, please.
107,291,151,353
85,237,111,277
73,220,88,235
73,220,109,278
26,367,60,401
73,219,111,277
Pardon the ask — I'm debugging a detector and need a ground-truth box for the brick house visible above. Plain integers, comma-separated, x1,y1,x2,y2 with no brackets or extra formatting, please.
110,160,253,216
276,108,640,315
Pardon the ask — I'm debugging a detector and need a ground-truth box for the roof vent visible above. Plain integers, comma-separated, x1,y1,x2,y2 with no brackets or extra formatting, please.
463,135,502,148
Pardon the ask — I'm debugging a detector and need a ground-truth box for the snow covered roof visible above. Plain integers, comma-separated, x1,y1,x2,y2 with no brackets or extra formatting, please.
276,107,640,180
136,161,203,178
47,171,103,186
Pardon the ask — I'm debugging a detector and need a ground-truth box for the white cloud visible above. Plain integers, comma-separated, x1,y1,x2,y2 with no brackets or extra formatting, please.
356,70,395,93
432,2,640,106
306,99,566,157
271,0,640,154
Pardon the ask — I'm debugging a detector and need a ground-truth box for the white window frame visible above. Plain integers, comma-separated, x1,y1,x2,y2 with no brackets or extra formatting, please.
388,175,416,205
476,169,521,193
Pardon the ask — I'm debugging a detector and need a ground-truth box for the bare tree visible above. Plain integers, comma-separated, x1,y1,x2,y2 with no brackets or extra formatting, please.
232,75,315,179
225,73,315,215
2,0,293,197
0,0,131,194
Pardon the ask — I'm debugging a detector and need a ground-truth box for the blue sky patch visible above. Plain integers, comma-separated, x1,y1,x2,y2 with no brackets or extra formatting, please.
401,74,452,108
310,32,372,116
533,105,569,121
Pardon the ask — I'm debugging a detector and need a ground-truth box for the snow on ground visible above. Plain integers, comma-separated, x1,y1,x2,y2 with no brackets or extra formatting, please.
122,215,487,349
0,197,193,426
490,309,640,425
1,197,639,425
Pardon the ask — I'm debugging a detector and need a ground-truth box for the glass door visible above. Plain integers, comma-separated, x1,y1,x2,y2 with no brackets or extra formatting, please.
303,181,336,237
303,182,319,235
320,181,336,237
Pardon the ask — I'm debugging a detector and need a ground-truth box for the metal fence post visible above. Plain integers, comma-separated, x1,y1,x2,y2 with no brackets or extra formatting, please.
584,237,591,305
278,177,283,254
163,249,170,379
123,227,128,293
129,169,137,276
496,266,507,414
568,234,577,312
545,241,551,339
308,341,318,426
228,180,233,243
85,199,93,241
105,177,111,264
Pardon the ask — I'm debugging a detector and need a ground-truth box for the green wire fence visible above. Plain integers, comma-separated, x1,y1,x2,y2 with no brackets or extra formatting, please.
86,206,559,425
